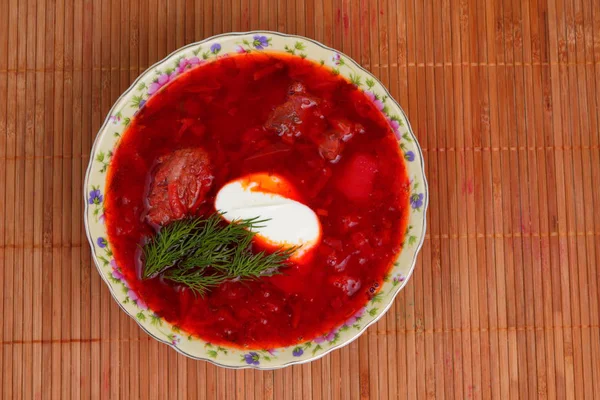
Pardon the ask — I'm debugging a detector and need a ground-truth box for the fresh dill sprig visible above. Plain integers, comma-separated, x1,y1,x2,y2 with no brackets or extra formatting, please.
142,217,206,278
141,213,296,295
163,267,228,297
179,214,268,269
225,234,298,279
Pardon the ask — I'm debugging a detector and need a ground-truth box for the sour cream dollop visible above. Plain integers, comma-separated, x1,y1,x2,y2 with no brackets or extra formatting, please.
215,173,321,259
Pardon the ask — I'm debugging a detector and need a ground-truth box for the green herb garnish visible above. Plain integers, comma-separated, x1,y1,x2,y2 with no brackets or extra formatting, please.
141,213,296,295
178,214,268,270
162,269,228,296
142,217,207,278
224,234,297,278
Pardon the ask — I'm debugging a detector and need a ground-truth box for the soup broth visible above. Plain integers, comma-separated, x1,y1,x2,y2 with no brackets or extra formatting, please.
105,52,410,348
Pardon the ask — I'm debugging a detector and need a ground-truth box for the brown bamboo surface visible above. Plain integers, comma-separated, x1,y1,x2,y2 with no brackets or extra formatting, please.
1,0,600,398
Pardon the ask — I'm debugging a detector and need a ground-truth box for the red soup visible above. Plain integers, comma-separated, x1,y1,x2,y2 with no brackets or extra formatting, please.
105,52,410,349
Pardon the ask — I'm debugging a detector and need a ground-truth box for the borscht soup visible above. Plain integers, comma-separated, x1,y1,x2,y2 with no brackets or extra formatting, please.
105,52,410,349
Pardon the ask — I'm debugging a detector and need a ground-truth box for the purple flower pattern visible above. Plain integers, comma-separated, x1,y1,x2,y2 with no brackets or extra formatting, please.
244,352,260,365
111,269,124,281
313,330,337,344
388,117,402,139
88,189,103,205
292,347,304,357
364,90,384,111
410,193,424,210
210,43,221,54
97,237,107,248
128,289,148,310
392,274,406,286
110,261,124,279
147,57,203,97
344,307,366,327
252,35,269,50
148,74,169,95
177,56,201,72
331,53,341,65
167,334,181,346
404,151,415,162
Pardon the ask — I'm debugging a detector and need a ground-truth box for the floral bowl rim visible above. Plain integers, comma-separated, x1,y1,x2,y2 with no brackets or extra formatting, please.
84,30,428,369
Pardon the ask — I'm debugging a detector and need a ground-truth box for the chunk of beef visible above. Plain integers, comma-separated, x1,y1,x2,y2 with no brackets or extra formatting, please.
265,83,365,163
316,130,345,163
264,82,322,144
315,118,365,163
146,148,214,225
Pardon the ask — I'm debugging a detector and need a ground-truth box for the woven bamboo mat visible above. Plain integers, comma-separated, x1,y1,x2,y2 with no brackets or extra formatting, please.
1,0,599,398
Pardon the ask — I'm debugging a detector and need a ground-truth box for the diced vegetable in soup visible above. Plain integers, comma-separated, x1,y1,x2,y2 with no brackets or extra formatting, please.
104,52,410,349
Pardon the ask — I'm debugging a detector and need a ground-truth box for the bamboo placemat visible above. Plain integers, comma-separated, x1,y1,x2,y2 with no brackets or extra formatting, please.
1,0,599,398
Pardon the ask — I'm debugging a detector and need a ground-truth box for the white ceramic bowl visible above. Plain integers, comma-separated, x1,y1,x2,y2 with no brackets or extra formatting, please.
84,31,428,369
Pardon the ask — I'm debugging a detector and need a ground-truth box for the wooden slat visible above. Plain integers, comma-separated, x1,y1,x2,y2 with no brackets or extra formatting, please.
1,0,599,398
582,0,600,395
32,0,46,398
1,1,15,400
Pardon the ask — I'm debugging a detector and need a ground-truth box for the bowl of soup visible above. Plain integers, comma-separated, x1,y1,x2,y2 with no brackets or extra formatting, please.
84,31,427,369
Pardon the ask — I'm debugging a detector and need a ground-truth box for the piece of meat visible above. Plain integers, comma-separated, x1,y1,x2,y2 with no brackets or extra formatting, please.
317,130,345,163
146,148,214,225
288,81,307,95
264,82,322,144
264,83,365,163
314,118,365,163
328,117,365,139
